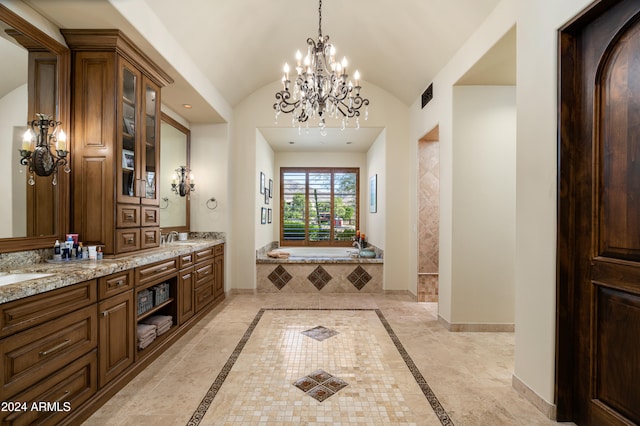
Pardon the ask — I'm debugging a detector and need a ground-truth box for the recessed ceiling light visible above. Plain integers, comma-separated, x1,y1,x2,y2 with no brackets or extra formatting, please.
182,104,193,109
289,141,295,144
346,141,353,145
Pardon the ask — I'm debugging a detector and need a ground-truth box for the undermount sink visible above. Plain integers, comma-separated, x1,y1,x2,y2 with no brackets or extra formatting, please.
0,273,54,287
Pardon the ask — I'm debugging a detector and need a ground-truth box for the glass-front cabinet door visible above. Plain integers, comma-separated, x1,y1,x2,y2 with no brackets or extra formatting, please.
141,80,159,205
118,60,141,204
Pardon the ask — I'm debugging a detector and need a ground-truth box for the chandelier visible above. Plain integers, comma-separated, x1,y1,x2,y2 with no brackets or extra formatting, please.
273,0,369,133
19,113,69,185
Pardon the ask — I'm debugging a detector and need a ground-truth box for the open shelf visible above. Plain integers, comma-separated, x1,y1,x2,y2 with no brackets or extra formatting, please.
137,297,174,321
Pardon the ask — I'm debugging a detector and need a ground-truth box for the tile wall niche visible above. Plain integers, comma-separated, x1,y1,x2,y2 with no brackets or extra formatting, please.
418,140,439,302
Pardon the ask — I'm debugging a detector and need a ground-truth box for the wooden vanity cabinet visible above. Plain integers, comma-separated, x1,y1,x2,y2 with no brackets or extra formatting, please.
0,281,98,426
178,252,195,325
97,270,134,388
63,30,172,256
214,244,225,299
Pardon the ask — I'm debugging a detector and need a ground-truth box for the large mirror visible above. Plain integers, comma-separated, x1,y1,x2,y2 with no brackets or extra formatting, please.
0,5,69,253
159,113,190,232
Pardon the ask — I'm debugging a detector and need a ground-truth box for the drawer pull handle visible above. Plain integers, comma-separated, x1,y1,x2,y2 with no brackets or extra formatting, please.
40,340,71,356
54,391,70,404
157,266,168,272
127,238,134,244
112,279,124,287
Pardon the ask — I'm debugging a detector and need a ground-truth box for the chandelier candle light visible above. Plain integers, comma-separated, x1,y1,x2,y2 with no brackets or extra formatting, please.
19,113,69,185
273,0,369,133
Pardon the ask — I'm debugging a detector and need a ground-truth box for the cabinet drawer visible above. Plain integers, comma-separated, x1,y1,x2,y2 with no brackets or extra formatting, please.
115,229,140,253
194,247,214,263
98,270,133,300
141,206,159,226
178,252,194,269
0,350,97,426
136,258,178,286
0,305,97,400
116,204,140,228
214,244,224,256
141,228,160,249
195,282,214,312
0,281,96,338
194,260,214,288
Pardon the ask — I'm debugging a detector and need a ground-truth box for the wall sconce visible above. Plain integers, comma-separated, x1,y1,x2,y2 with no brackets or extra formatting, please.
19,113,69,185
171,166,195,197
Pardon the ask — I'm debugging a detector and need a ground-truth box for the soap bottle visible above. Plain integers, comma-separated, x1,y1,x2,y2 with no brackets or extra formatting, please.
53,240,61,261
96,246,103,260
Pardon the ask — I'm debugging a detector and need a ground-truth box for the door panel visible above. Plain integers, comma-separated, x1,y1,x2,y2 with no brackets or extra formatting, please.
558,0,640,424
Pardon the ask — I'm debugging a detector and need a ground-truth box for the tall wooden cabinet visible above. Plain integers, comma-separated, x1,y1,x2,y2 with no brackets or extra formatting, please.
62,30,172,255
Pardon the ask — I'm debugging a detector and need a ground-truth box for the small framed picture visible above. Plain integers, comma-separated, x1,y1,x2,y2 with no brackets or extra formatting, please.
369,174,377,213
260,172,265,194
265,188,270,205
122,149,135,171
261,207,267,224
269,179,273,198
268,208,272,224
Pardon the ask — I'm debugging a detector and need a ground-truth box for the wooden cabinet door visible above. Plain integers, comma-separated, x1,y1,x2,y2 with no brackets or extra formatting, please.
117,57,142,205
178,269,195,324
98,290,134,388
214,254,224,299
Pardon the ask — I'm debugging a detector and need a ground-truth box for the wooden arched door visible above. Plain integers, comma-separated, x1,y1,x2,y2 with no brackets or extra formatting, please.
558,0,640,424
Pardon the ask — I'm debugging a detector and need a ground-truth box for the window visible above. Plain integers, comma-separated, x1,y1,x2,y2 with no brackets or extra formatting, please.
281,168,359,246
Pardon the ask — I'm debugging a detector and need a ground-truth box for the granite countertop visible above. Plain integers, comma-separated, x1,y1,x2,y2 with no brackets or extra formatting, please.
0,238,224,305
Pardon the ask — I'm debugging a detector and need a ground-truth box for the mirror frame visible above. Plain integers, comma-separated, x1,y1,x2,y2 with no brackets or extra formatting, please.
160,112,190,233
0,5,70,253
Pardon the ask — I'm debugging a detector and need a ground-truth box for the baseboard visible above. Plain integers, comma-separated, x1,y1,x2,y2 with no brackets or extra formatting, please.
228,288,256,295
437,314,515,332
512,374,557,420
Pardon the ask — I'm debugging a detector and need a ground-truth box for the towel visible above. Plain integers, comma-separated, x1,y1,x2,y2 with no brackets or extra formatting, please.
137,323,156,340
141,315,172,327
267,250,290,259
138,334,156,350
156,321,173,336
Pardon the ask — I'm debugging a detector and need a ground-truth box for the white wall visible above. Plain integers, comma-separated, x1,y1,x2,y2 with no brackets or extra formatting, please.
255,130,275,249
408,0,596,410
231,80,410,292
366,130,386,253
514,0,594,407
451,86,515,324
190,123,229,233
410,0,517,326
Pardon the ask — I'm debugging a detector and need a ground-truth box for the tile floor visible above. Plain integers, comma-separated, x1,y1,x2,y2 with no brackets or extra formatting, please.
83,293,566,425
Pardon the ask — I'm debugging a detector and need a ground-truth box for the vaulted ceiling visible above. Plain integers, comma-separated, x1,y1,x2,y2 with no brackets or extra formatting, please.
22,0,506,129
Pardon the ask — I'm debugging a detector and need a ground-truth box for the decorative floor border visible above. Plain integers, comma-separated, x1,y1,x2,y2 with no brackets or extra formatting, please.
186,308,453,426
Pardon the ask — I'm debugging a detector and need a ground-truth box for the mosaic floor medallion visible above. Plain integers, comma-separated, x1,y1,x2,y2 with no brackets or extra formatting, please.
301,325,339,341
293,369,348,402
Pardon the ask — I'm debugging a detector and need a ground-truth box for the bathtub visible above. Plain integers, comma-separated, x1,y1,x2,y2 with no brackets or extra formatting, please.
256,244,383,293
280,247,358,259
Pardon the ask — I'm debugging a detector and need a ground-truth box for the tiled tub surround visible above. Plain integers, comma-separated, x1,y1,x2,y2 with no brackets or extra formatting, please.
0,233,225,304
257,245,384,293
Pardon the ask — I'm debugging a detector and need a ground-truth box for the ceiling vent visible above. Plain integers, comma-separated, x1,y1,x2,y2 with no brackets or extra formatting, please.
421,83,433,109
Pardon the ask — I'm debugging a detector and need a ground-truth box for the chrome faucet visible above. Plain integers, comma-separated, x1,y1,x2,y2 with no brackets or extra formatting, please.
166,231,179,243
352,240,362,250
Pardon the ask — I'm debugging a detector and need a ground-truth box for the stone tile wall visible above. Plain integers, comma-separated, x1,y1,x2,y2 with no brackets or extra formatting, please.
418,140,439,302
